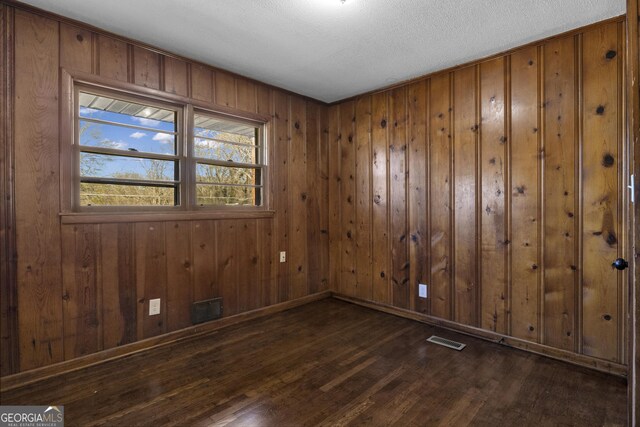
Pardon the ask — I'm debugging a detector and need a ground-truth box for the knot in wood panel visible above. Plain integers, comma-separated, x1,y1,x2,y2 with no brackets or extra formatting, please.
602,154,614,167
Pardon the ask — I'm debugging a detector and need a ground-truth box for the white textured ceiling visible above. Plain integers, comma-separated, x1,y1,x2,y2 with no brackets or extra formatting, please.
22,0,625,102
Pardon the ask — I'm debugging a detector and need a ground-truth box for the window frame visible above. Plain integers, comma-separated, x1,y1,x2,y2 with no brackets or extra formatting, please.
73,84,186,212
60,69,272,220
189,107,266,209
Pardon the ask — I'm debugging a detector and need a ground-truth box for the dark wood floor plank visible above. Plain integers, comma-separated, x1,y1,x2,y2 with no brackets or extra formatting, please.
0,299,626,427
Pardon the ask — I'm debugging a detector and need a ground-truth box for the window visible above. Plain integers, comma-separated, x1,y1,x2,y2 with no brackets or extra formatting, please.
76,89,182,207
71,83,266,212
193,112,263,206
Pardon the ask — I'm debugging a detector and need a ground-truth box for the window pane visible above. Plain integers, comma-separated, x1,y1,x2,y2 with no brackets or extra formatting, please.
80,182,175,206
79,91,176,133
79,120,176,155
196,163,257,186
194,138,257,163
196,184,259,206
194,115,256,144
80,152,176,181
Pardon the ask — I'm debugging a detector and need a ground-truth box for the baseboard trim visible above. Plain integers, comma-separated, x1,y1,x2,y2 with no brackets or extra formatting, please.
333,293,628,378
0,291,331,392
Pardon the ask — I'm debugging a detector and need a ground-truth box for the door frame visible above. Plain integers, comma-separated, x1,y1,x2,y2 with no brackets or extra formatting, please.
627,0,640,424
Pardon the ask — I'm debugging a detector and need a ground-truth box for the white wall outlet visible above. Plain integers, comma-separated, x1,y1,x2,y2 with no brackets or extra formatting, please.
418,284,428,298
280,251,286,263
149,298,161,316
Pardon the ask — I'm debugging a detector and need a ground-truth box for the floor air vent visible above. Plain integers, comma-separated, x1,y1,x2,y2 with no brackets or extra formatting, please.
191,298,222,324
426,335,466,351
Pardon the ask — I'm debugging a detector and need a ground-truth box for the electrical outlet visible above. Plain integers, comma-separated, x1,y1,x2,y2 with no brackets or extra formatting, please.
149,298,161,316
280,251,286,263
419,284,428,298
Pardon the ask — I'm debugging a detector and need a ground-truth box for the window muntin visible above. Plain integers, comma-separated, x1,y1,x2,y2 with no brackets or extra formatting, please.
193,112,264,207
76,89,181,208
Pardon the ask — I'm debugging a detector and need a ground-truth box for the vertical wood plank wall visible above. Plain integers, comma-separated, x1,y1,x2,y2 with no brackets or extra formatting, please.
1,2,18,377
329,18,627,365
0,5,329,375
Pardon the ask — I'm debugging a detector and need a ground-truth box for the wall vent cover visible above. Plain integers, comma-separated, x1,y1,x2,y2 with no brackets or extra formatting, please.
426,335,466,351
191,298,222,324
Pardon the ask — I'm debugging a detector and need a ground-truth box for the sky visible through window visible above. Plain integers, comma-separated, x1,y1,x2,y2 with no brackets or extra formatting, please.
79,107,176,180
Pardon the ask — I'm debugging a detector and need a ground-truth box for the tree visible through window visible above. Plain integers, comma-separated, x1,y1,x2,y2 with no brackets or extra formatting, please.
193,112,263,206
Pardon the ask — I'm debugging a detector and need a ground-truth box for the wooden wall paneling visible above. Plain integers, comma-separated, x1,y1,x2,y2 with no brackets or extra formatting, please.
163,56,188,97
257,218,275,306
389,88,409,309
190,64,213,103
256,87,276,305
355,95,373,301
581,22,621,362
59,23,93,74
452,66,479,326
408,80,429,314
97,35,128,82
100,223,136,349
273,91,290,302
61,224,102,360
371,92,390,304
132,46,160,90
258,86,275,221
1,2,18,377
305,101,322,294
191,221,217,302
14,10,64,371
479,57,508,334
542,35,578,351
429,73,452,319
215,70,236,108
339,100,357,296
217,220,238,316
257,85,271,117
248,219,263,311
318,104,330,292
237,220,260,312
509,46,541,342
328,104,341,292
289,96,308,299
235,78,257,113
135,222,167,339
165,221,192,331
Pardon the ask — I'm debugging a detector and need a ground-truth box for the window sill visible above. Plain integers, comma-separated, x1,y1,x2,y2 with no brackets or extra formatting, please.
60,209,276,224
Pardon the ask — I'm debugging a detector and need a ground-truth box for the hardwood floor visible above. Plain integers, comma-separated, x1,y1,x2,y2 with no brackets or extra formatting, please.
0,299,627,426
